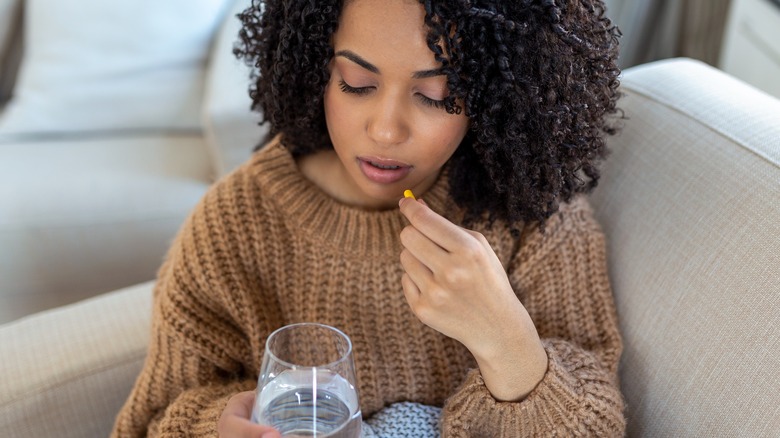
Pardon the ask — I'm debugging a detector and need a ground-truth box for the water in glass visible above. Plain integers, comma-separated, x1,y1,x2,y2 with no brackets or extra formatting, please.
254,368,361,437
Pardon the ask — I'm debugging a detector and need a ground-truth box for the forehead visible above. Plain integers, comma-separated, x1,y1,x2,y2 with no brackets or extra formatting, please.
334,0,438,70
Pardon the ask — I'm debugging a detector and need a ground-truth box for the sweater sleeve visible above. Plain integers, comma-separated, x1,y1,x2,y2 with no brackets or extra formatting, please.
111,292,255,437
440,197,625,437
111,186,267,437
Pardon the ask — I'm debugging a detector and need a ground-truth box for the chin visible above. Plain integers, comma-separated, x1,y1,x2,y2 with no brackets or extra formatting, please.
360,188,403,208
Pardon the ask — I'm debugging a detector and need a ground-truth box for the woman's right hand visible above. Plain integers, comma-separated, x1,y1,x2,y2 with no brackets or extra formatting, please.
218,390,281,438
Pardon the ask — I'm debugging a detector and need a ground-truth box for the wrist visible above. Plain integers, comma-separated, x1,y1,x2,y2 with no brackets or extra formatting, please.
474,335,548,401
469,302,548,401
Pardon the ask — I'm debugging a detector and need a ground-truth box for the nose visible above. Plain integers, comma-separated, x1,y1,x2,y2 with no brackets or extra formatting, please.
366,92,410,146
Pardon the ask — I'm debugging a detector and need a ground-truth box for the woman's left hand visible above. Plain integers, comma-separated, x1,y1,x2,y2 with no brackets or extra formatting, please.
398,196,547,400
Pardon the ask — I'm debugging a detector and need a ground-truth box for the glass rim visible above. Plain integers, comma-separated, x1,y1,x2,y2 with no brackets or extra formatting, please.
265,322,353,370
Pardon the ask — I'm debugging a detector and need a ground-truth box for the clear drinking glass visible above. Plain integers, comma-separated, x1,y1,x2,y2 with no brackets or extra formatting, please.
251,323,362,438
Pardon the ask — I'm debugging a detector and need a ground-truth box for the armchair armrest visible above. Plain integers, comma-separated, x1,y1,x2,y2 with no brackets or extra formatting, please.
0,282,153,438
591,58,780,436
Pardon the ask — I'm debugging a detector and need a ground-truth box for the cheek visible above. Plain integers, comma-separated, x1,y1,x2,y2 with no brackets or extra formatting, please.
423,115,469,155
324,87,360,139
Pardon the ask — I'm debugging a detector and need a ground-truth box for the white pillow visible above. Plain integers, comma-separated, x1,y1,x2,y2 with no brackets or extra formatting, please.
0,0,232,139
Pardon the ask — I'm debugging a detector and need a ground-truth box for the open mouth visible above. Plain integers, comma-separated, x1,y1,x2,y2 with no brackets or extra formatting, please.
367,161,402,170
358,157,412,184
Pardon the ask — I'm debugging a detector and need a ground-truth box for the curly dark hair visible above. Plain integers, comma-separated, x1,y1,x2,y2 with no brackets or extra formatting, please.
235,0,621,227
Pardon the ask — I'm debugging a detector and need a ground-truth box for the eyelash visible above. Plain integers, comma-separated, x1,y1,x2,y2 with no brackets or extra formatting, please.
338,80,371,96
338,80,446,110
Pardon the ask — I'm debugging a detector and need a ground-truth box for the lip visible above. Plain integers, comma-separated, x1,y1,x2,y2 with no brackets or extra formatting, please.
357,156,413,184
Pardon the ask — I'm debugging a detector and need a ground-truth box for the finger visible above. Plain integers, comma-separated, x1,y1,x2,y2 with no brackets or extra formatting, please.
462,227,495,253
401,272,422,308
218,391,280,438
226,391,255,418
399,225,449,273
218,412,279,438
398,198,468,251
414,198,469,233
400,247,434,290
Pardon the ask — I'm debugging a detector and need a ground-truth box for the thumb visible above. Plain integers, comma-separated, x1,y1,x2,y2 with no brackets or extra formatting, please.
218,390,281,438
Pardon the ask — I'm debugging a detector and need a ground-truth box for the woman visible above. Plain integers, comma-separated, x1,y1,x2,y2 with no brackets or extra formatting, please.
113,0,625,436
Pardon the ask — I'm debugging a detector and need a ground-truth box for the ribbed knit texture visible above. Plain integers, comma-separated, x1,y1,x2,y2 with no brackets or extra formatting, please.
112,138,625,437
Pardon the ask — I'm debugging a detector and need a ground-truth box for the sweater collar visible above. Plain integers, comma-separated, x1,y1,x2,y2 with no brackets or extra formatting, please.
250,139,455,256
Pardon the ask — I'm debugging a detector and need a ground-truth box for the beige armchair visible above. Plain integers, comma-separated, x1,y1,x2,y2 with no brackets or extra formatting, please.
1,58,778,437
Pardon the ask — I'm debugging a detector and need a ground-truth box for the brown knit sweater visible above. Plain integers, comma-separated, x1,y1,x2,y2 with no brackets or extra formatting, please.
112,139,625,437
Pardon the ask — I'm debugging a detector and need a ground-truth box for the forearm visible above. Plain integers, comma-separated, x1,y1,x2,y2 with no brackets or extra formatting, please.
441,340,625,438
470,302,548,401
112,326,247,437
112,267,248,436
440,199,626,436
152,380,256,437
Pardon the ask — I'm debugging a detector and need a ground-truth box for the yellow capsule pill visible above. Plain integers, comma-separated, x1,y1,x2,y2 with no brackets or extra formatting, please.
403,189,416,200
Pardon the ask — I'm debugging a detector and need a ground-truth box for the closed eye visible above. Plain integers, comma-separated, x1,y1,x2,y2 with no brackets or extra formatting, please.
339,79,447,111
417,94,446,110
338,80,372,96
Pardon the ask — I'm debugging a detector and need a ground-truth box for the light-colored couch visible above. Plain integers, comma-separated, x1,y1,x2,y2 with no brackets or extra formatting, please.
0,0,265,324
1,58,778,437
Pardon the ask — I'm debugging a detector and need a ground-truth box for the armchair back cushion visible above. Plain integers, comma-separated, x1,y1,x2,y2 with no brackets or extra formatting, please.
591,58,780,436
0,135,213,323
202,0,268,176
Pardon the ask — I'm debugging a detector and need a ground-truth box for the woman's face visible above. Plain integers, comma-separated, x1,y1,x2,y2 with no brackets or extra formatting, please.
323,0,469,210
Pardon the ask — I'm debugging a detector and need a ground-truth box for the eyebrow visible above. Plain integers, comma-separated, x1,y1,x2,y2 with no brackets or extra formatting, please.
334,50,444,79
